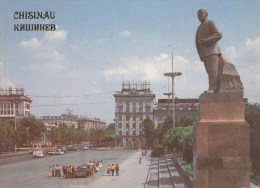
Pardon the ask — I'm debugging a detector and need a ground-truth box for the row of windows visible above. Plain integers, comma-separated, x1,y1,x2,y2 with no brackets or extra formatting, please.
117,123,141,129
118,131,142,136
116,100,151,105
116,106,151,113
117,115,148,121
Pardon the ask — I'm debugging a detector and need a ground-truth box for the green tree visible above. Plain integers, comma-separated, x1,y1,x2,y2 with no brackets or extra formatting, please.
246,103,260,176
155,116,173,145
163,126,193,164
143,117,155,148
20,116,45,145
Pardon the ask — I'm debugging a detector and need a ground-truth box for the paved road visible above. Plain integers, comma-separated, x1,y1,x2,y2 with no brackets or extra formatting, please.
1,150,259,188
88,150,150,188
0,149,140,188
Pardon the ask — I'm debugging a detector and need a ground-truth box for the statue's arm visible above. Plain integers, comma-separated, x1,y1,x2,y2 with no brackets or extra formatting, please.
202,21,222,46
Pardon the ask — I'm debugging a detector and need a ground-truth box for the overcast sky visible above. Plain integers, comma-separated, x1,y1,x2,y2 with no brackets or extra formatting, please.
1,0,260,124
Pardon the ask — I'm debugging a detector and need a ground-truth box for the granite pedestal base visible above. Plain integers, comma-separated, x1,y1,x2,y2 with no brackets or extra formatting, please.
193,92,250,188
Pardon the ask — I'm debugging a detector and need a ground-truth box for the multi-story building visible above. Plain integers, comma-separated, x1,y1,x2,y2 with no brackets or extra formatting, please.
0,86,32,120
78,116,106,131
40,112,79,131
114,81,155,149
153,98,199,128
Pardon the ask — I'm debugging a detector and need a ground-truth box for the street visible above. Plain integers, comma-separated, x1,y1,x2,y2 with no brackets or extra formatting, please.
0,149,138,188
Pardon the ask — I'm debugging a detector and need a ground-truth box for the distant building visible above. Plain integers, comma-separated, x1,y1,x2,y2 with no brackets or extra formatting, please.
0,86,32,120
153,98,199,128
78,116,106,131
40,112,78,131
114,81,155,149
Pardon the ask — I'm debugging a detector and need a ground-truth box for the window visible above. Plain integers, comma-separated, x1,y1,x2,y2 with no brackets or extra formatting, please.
126,123,129,129
132,123,136,128
132,131,136,136
118,123,122,129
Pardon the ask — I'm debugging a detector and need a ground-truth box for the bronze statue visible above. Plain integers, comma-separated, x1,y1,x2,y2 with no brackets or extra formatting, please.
195,9,243,94
195,9,222,93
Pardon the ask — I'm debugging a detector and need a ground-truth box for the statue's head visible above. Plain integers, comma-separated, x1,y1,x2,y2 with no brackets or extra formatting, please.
197,9,208,22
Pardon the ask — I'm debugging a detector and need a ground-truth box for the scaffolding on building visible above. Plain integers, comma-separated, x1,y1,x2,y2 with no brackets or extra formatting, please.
121,80,151,91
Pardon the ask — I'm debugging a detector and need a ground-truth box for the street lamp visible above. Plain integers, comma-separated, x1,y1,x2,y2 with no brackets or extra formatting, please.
163,92,172,115
163,46,182,129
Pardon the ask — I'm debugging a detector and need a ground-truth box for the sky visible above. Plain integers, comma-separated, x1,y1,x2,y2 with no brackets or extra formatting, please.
0,0,260,124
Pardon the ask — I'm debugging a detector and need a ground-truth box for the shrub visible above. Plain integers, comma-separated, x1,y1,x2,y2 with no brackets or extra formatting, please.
151,144,164,157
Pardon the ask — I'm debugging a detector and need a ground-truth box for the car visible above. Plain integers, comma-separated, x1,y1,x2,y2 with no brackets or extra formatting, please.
74,164,96,178
67,145,78,151
73,165,87,178
55,149,65,155
32,150,44,158
48,149,64,155
97,147,107,151
56,145,67,153
79,146,89,150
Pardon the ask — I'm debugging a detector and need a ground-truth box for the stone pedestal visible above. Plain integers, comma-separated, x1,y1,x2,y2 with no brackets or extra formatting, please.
193,92,250,188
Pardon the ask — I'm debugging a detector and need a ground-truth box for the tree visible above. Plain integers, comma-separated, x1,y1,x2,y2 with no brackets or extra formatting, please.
163,126,193,164
155,116,173,144
245,103,260,176
143,117,155,148
20,116,45,145
106,123,115,131
0,120,15,152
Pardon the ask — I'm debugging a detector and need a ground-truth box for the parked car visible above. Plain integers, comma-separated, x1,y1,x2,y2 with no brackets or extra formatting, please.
32,150,44,158
97,147,107,151
79,146,89,150
67,145,78,151
48,149,64,155
74,165,87,178
56,145,67,153
74,164,96,178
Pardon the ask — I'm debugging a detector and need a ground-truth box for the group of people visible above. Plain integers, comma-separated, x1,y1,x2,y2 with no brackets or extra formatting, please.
48,164,75,178
107,164,119,176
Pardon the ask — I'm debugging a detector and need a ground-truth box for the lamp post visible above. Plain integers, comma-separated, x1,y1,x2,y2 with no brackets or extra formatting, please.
163,92,172,115
163,46,182,129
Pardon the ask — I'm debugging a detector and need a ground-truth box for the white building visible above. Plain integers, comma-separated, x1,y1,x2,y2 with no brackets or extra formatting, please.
78,116,106,131
0,86,32,120
114,81,155,149
40,113,78,130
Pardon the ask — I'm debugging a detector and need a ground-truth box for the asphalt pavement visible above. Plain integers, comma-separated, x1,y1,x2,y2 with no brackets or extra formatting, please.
88,150,150,188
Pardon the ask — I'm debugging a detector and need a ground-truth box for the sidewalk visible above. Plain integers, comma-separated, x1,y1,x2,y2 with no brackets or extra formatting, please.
88,151,150,188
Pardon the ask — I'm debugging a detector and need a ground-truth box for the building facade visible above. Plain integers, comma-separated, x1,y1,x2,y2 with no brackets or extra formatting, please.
78,116,106,131
114,81,155,149
40,113,79,131
153,98,199,128
0,87,32,120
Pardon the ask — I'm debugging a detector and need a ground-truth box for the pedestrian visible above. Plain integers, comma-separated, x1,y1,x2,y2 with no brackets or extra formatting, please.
55,164,58,177
115,164,119,176
139,156,142,164
67,165,72,178
65,166,69,178
63,166,66,177
72,166,75,178
51,165,55,177
107,165,111,176
48,166,52,176
111,164,115,176
58,165,61,177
